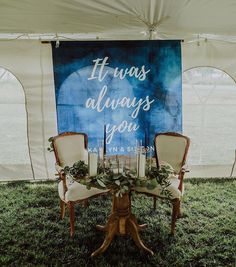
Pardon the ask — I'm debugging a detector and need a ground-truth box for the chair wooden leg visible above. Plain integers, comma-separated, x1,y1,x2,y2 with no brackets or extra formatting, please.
171,198,180,235
153,196,157,210
60,199,66,219
68,202,75,237
177,201,182,218
83,199,89,208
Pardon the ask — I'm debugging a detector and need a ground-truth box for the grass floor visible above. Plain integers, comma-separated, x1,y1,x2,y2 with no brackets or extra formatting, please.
0,179,236,267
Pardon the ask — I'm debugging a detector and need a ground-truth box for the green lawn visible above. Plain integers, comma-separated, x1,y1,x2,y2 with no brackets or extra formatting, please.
0,179,235,267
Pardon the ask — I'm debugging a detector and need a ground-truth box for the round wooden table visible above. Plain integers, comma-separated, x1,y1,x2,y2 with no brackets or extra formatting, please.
91,192,154,257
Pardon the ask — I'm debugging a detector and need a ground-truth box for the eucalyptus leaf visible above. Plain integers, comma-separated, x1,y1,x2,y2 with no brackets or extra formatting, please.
97,179,106,188
115,180,120,186
123,186,129,191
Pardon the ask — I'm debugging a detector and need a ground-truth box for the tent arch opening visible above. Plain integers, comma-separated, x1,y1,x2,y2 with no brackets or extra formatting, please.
183,66,236,176
0,66,33,180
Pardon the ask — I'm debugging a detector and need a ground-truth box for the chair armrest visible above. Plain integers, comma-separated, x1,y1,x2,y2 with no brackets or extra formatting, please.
178,164,189,193
181,164,190,173
55,163,64,174
55,163,68,198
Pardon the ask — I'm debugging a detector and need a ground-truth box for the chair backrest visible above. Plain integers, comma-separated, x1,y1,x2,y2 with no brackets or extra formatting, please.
154,132,190,174
52,132,88,167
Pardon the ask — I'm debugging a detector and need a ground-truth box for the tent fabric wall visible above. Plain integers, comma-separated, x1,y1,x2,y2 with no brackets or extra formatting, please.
0,40,57,180
1,39,236,179
182,40,236,177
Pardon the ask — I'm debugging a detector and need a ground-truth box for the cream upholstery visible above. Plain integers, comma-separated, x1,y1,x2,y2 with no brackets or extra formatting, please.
58,176,109,202
135,162,181,199
135,174,181,199
155,134,188,174
134,133,189,199
54,134,88,167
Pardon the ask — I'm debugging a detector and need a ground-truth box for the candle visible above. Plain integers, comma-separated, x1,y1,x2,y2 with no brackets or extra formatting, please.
138,154,146,178
89,153,98,177
83,149,89,164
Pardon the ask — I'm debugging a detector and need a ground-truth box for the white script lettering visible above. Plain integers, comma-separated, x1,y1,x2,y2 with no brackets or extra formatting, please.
88,57,150,82
106,121,139,144
85,85,155,118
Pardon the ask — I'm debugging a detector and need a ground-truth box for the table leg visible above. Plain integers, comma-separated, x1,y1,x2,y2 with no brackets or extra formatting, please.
91,221,117,257
91,193,153,257
130,214,147,231
127,218,154,255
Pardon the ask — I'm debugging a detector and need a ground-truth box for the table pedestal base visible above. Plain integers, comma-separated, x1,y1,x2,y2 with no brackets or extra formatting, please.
91,193,154,257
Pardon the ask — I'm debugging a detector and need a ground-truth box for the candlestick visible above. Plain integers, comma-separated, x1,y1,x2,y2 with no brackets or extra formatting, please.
97,139,100,163
104,124,106,156
147,127,150,152
136,153,140,178
112,155,122,174
115,155,119,174
149,137,152,169
128,152,131,170
98,139,103,164
144,130,147,152
136,139,139,176
117,157,120,174
103,125,106,169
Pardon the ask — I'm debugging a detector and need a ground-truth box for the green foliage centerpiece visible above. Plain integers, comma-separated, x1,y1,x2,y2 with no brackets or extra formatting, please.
63,158,173,198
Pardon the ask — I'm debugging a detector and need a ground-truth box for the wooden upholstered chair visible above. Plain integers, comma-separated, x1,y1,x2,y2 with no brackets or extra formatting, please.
135,132,190,234
52,132,109,236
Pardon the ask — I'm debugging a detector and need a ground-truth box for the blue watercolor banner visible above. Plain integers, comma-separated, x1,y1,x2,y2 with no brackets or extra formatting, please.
52,40,182,155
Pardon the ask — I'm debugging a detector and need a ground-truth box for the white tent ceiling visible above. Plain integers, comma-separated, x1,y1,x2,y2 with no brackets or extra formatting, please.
0,0,236,41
